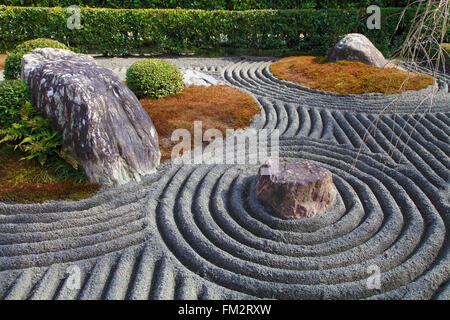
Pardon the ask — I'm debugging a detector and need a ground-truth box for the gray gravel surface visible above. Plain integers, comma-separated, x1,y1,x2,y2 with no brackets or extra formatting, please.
0,56,448,300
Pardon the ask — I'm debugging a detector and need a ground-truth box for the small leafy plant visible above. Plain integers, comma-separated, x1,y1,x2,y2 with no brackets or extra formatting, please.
0,80,86,182
0,96,63,166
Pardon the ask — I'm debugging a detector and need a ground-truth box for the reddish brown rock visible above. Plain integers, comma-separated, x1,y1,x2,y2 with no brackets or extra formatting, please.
254,159,337,219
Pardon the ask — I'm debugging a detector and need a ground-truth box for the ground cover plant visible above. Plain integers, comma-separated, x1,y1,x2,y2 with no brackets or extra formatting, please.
139,85,261,161
0,80,100,203
270,56,435,94
0,79,67,165
0,145,100,203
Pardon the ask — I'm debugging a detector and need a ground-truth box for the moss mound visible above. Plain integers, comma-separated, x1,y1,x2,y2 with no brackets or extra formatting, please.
270,56,435,95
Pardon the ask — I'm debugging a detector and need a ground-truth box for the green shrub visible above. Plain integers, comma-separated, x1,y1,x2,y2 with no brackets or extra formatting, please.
3,51,25,80
14,38,69,53
0,79,30,128
126,59,184,98
0,0,412,9
0,7,447,57
4,38,69,80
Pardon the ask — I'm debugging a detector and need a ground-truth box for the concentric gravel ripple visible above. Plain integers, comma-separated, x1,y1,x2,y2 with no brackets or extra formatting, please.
221,59,449,113
0,57,448,300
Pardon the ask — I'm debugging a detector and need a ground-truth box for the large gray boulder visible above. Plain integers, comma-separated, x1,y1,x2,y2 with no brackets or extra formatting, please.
21,48,161,186
328,33,388,68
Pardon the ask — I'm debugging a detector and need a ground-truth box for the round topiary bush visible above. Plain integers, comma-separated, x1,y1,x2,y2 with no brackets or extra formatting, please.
4,38,69,80
126,59,184,99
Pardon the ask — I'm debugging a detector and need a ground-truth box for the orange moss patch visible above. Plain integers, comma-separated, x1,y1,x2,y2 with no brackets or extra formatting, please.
0,147,100,203
270,56,435,95
0,54,6,70
140,85,260,162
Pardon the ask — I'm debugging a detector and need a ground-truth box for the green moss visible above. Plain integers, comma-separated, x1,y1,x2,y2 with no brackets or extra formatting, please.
0,80,94,203
0,146,100,204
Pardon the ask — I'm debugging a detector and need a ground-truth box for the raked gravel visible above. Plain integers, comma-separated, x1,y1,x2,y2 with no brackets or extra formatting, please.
0,56,448,300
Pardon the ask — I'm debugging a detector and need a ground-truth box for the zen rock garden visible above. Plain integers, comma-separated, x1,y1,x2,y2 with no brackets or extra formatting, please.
0,2,448,302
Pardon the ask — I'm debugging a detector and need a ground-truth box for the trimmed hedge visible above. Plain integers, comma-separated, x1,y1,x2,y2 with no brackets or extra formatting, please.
126,59,184,98
231,1,411,10
0,6,444,57
0,1,229,9
4,38,69,80
0,1,411,9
